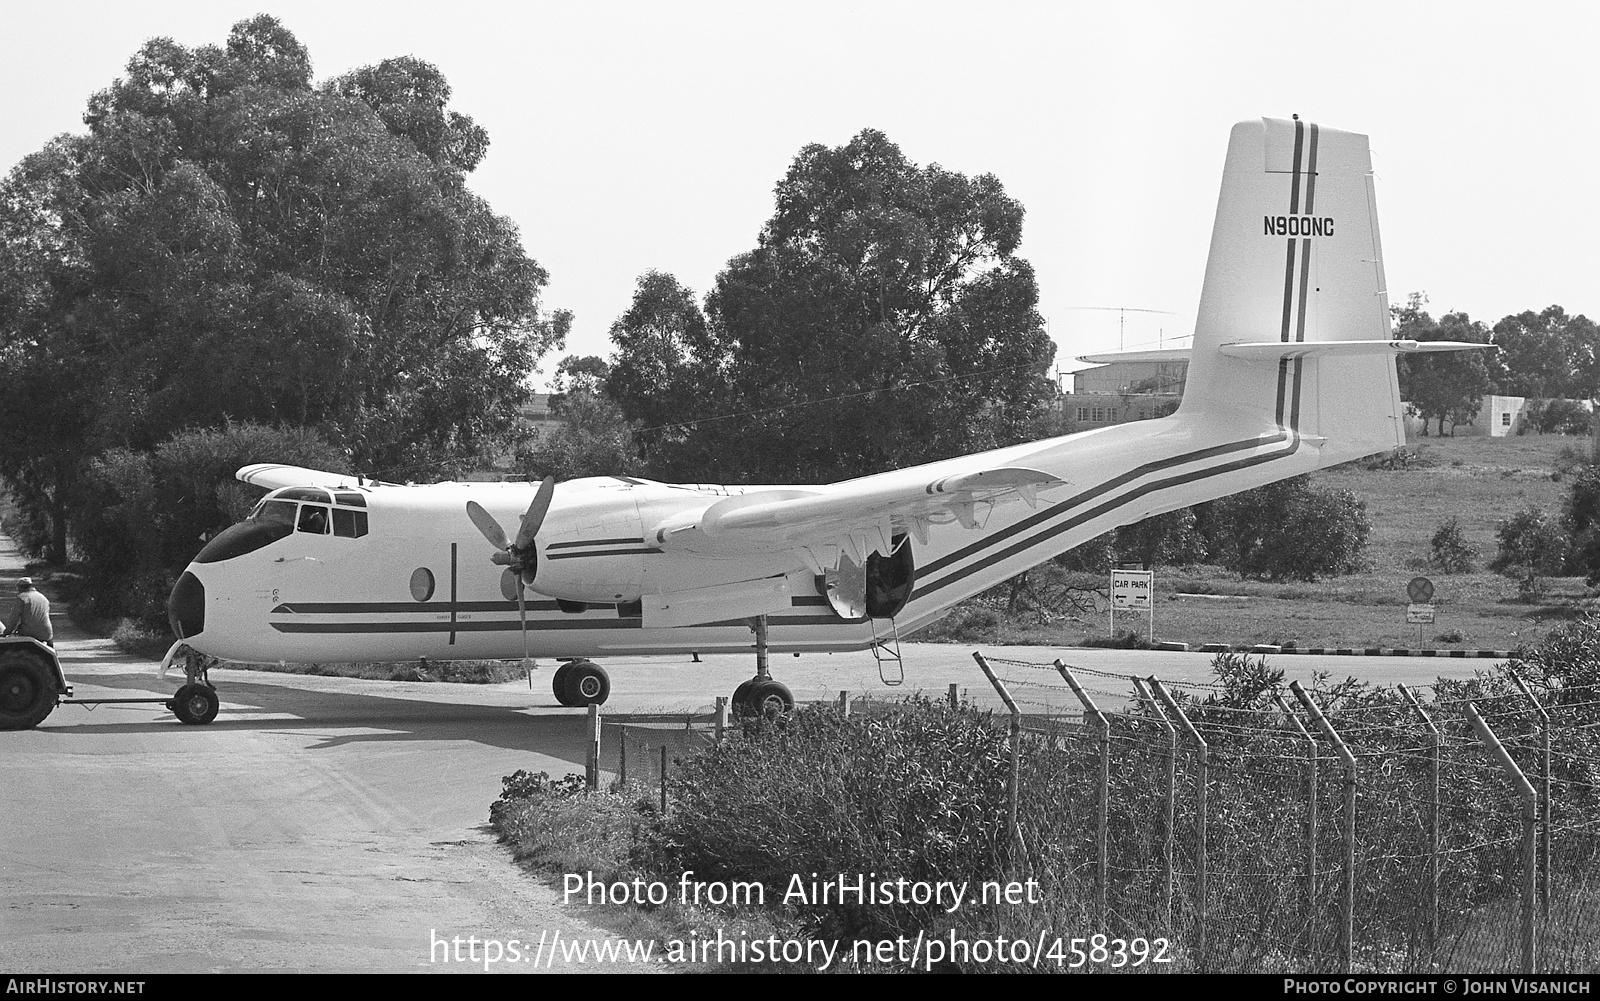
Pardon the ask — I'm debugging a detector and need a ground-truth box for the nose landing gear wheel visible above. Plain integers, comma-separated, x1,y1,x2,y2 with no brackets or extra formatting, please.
170,683,220,725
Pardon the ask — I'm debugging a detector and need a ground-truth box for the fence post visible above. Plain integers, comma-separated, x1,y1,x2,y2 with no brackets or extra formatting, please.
659,745,669,816
1274,692,1319,954
619,727,628,786
949,683,959,708
1507,668,1551,917
1132,676,1177,937
1055,661,1109,929
715,697,729,740
1150,677,1207,970
586,703,602,791
1398,683,1441,961
973,653,1022,851
1464,702,1538,974
1290,681,1357,974
838,690,850,717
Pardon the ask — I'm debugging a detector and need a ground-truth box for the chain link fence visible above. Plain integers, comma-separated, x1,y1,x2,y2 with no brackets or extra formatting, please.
972,653,1600,974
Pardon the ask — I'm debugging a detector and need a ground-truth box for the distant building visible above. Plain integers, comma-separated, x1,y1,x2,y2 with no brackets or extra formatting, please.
1062,357,1186,429
1402,394,1592,438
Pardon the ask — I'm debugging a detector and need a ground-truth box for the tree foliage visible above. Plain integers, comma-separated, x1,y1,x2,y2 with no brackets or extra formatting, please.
1393,294,1494,437
607,130,1057,483
1490,305,1599,400
0,16,562,563
518,356,643,482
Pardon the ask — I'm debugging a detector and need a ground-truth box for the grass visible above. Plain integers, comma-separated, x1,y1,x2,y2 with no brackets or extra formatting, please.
925,433,1600,651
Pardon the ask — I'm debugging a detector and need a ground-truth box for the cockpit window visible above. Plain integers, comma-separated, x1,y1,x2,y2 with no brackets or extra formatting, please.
297,505,330,534
334,491,366,507
332,508,369,538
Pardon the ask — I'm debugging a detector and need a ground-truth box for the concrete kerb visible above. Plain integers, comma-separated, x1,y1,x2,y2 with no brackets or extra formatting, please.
1187,641,1511,658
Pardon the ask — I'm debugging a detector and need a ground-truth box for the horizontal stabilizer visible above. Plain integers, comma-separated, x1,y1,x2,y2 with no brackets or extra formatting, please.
1217,339,1492,361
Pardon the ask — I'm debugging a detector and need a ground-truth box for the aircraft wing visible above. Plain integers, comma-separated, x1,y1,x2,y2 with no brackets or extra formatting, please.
235,464,362,491
651,463,1066,556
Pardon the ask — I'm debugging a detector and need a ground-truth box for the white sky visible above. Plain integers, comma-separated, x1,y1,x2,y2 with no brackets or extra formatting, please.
3,1,1596,388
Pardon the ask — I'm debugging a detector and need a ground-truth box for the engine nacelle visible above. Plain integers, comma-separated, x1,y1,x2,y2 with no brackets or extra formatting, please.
824,534,915,620
527,488,650,604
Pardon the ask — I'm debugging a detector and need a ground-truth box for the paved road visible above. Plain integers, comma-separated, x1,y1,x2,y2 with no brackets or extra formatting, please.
0,536,1502,973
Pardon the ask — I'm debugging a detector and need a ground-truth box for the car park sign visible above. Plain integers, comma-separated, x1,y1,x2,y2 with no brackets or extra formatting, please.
1111,569,1154,609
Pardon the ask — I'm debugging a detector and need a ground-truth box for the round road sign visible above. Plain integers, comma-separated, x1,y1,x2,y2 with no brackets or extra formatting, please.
1407,576,1434,603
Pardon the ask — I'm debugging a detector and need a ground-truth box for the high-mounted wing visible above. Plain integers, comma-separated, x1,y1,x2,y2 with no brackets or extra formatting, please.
235,464,362,491
649,462,1066,558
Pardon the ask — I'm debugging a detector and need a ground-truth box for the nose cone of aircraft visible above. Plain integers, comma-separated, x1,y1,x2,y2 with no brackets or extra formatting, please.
168,570,205,639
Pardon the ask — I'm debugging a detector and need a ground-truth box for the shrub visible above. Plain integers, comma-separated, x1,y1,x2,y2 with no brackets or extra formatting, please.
914,605,1000,642
642,700,1016,942
1489,507,1568,600
1114,508,1208,567
1430,516,1479,573
1201,476,1371,580
1564,465,1600,586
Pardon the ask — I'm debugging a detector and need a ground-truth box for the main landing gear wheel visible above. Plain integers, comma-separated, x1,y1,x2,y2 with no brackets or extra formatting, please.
553,659,610,707
732,679,793,718
0,648,57,730
170,683,220,725
551,662,575,704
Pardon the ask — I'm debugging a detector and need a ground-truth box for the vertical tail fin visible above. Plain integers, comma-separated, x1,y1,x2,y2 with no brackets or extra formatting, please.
1179,118,1403,465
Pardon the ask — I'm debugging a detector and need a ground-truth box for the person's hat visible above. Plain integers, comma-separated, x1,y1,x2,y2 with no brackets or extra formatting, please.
16,577,32,590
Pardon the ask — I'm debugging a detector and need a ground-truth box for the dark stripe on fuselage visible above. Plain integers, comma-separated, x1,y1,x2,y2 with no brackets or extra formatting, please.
545,548,659,560
268,611,853,635
269,594,827,617
544,537,645,550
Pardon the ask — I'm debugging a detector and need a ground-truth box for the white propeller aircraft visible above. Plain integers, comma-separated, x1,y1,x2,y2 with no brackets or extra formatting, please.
163,117,1484,722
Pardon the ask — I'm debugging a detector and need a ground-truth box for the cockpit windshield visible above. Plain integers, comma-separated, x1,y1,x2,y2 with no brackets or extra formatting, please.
251,500,298,525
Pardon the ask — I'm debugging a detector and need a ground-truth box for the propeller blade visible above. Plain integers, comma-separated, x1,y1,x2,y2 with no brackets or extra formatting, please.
466,500,510,552
514,476,555,552
516,577,533,676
